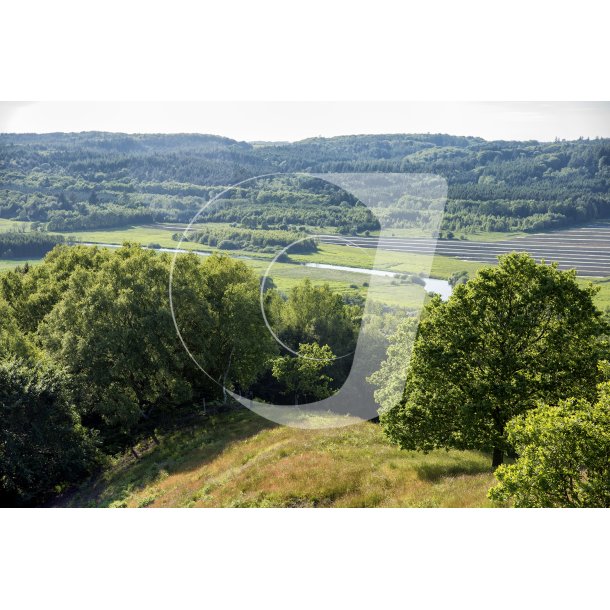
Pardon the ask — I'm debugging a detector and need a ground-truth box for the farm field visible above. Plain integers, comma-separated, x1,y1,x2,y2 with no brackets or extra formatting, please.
5,220,610,307
320,222,610,277
53,220,610,277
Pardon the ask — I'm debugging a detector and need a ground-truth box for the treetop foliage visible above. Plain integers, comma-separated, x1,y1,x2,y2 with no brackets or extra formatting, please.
381,253,606,466
489,371,610,507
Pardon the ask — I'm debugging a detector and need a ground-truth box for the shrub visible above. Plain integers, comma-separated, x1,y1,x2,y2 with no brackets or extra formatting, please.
218,239,240,250
488,379,610,507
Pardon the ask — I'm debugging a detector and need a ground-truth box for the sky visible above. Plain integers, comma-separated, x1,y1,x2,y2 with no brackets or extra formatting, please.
1,102,609,143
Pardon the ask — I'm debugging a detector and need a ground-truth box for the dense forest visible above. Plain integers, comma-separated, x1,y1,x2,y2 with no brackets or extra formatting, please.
2,132,610,234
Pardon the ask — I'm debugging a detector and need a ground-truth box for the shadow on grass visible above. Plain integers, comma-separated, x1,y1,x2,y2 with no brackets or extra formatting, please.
57,406,276,507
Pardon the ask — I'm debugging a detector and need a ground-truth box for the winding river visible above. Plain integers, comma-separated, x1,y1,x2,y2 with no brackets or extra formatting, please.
78,242,453,300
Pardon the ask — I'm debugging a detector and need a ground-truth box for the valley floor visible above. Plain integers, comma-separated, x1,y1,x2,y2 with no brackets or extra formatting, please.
58,408,500,508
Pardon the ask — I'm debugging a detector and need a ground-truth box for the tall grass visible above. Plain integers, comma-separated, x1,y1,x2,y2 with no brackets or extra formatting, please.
58,409,499,508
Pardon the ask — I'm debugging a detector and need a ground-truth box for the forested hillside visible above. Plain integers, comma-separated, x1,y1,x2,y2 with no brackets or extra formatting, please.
2,132,610,234
2,132,610,509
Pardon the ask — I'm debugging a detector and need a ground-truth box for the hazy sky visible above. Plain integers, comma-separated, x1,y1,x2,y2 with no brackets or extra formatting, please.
1,102,608,142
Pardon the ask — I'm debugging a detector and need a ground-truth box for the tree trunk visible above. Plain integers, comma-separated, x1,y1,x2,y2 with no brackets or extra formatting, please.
492,447,503,469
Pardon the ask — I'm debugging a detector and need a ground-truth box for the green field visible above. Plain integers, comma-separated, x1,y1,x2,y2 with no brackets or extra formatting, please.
63,225,208,251
57,408,499,508
0,221,480,280
248,258,430,307
0,219,31,232
4,222,610,310
0,258,40,272
290,243,484,278
584,277,610,310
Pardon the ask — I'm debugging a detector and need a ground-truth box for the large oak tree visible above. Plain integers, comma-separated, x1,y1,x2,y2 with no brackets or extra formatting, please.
381,253,606,468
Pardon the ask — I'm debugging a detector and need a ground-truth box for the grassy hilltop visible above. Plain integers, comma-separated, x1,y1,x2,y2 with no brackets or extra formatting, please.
58,409,497,508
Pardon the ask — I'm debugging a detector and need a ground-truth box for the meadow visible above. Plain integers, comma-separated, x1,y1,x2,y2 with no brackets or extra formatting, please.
4,220,610,308
57,408,499,508
0,258,39,272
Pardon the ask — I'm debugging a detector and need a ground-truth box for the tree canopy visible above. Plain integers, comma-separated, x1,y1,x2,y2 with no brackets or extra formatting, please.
0,360,98,506
381,253,605,467
271,342,335,404
0,245,285,502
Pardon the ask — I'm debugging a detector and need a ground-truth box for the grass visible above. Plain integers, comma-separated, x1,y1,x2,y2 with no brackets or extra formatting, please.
56,224,483,280
58,408,500,508
0,219,31,232
583,277,610,310
0,258,40,271
249,258,430,307
291,243,485,279
62,225,206,251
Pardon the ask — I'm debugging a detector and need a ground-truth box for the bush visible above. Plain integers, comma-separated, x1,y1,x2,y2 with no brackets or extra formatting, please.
449,270,469,287
489,377,610,507
218,239,240,250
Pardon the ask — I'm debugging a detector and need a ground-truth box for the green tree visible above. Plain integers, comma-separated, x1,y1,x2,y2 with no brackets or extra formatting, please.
0,296,35,360
266,279,360,387
271,279,359,354
489,375,610,507
0,244,111,333
195,254,277,402
39,245,194,447
368,317,418,414
382,253,605,468
272,342,334,404
448,270,469,287
0,360,98,506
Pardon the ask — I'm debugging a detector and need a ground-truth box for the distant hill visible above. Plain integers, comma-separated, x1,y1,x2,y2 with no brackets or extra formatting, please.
2,131,609,233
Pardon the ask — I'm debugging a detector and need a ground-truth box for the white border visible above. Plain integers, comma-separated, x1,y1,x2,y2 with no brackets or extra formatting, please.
1,1,608,606
1,1,609,100
1,509,608,609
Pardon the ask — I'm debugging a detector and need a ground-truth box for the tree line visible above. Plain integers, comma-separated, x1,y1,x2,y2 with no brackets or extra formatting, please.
0,231,65,258
2,133,609,235
180,226,318,254
0,244,370,505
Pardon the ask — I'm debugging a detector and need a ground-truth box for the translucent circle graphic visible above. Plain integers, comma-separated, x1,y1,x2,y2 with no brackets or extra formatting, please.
168,172,447,429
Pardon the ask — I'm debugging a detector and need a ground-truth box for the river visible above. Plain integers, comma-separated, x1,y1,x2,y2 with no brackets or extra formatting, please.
79,242,453,300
